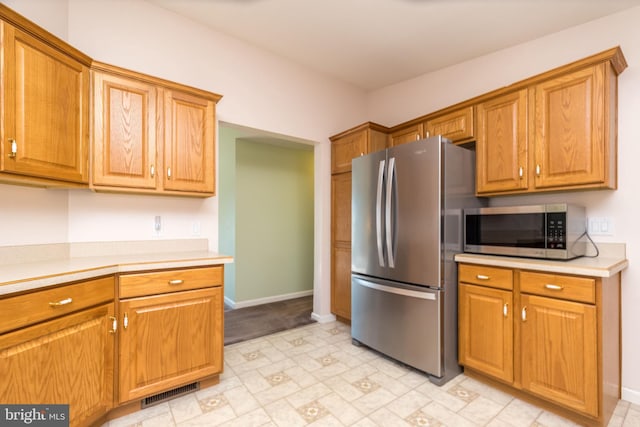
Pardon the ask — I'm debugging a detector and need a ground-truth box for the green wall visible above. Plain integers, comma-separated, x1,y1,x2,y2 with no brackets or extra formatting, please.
218,126,238,303
220,130,314,306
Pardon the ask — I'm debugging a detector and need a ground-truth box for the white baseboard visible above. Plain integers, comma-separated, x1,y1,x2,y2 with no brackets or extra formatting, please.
311,312,336,323
622,387,640,405
224,289,313,310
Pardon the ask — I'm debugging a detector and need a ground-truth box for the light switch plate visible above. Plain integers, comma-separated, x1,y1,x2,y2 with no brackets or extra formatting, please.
588,217,614,236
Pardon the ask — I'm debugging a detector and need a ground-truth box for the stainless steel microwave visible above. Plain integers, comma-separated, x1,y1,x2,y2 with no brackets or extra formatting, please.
463,204,587,260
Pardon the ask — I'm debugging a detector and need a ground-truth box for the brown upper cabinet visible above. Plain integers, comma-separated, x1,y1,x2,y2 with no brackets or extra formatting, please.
423,105,475,144
476,89,529,194
476,47,626,196
331,122,388,174
390,105,475,147
0,4,222,196
389,123,423,147
91,62,221,197
0,8,91,187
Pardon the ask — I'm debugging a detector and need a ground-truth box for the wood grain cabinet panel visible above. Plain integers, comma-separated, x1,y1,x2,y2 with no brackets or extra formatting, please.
118,287,223,403
332,131,368,174
92,70,157,189
476,89,529,194
1,21,90,185
423,106,475,143
0,303,115,427
162,89,215,193
90,62,220,197
458,283,513,384
520,294,598,417
389,123,422,146
532,64,612,190
331,173,352,320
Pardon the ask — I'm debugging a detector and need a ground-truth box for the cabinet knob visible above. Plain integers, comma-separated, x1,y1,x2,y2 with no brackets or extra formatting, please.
168,279,184,286
150,165,155,178
521,306,527,322
425,131,430,138
167,167,172,179
8,138,17,158
503,303,508,318
476,274,490,280
544,283,563,291
518,167,523,178
108,316,117,334
123,312,129,330
535,164,541,176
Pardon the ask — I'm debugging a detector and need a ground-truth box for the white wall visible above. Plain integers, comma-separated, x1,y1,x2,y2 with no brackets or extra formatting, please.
368,7,640,404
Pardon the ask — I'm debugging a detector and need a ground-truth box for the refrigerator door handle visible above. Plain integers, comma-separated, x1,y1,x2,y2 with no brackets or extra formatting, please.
386,157,396,268
376,159,386,267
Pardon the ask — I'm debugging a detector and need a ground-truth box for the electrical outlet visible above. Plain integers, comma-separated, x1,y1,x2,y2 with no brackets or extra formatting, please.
191,221,201,236
154,216,162,235
588,217,614,236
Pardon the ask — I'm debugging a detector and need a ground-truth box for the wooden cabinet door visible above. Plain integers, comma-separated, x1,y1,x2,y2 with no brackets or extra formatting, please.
476,90,528,194
0,303,114,427
162,89,215,194
331,244,352,320
1,24,89,183
331,172,352,319
520,294,598,417
424,106,474,143
533,64,609,190
332,131,368,174
458,283,513,383
92,70,157,189
390,123,423,146
118,287,223,403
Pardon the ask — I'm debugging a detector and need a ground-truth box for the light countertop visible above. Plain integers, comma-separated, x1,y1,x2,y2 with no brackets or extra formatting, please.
454,251,628,278
0,240,232,296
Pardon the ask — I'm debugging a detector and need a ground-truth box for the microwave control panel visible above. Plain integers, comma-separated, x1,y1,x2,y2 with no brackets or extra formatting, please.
546,213,566,249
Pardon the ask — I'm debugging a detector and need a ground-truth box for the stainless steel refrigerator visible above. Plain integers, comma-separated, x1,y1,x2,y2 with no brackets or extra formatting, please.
351,135,484,385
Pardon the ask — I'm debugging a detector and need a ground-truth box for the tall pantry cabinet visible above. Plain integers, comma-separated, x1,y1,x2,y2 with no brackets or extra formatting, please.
330,123,388,320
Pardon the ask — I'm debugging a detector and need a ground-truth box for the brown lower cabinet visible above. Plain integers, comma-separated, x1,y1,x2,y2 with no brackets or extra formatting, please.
0,265,224,427
458,263,620,427
0,278,116,427
118,287,223,403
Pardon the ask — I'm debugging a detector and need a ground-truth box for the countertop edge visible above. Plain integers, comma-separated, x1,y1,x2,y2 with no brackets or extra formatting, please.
454,253,628,278
0,253,233,297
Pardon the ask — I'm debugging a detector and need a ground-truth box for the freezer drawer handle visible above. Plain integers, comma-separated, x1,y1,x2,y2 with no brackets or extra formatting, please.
356,279,436,300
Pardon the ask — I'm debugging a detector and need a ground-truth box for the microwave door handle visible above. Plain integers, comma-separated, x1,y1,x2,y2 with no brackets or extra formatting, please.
386,157,396,268
376,159,386,267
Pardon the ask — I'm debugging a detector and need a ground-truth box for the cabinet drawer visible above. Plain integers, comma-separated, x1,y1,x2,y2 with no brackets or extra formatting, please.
119,266,223,298
0,276,115,334
459,264,513,290
520,271,595,304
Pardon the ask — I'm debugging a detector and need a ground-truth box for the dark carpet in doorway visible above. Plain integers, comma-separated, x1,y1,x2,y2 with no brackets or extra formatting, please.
224,295,315,345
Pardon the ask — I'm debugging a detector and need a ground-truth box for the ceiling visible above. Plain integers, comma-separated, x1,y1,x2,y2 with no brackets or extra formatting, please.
146,0,640,91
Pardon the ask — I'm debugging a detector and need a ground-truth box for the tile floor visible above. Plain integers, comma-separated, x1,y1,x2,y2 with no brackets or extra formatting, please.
103,321,639,427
